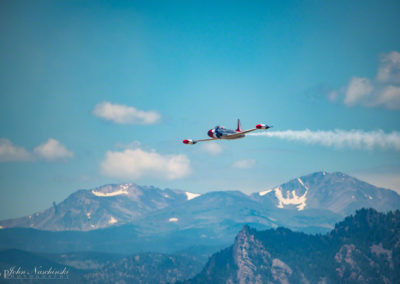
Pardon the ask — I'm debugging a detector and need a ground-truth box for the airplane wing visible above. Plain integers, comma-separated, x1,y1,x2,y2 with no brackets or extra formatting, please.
183,138,217,145
225,124,272,138
237,128,258,135
195,138,218,143
223,128,258,138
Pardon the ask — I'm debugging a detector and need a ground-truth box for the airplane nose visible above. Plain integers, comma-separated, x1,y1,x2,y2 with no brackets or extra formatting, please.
208,129,213,138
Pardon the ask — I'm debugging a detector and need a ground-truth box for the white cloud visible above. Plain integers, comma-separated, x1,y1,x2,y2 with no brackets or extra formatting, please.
344,77,373,106
101,148,191,180
375,85,400,110
377,51,400,84
233,159,256,169
332,51,400,110
93,102,161,124
200,142,223,155
343,78,400,109
34,138,74,160
250,129,400,151
0,139,33,162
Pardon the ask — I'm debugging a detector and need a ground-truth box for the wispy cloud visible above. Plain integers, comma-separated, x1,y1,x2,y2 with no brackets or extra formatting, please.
344,77,373,106
200,142,223,155
0,139,33,162
233,159,256,169
377,51,400,84
0,138,73,162
93,102,161,124
330,51,400,110
34,138,74,160
101,147,191,180
250,130,400,151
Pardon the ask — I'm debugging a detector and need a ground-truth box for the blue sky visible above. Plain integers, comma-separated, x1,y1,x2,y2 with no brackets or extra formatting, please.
1,0,400,219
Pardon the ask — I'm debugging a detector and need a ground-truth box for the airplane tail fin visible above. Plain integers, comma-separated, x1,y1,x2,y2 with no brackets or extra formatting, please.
236,119,242,132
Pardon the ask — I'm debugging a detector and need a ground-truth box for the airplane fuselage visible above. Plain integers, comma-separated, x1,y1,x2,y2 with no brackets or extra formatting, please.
208,126,245,139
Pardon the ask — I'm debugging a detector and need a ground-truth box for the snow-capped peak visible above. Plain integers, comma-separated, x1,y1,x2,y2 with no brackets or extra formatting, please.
92,184,131,197
185,192,200,200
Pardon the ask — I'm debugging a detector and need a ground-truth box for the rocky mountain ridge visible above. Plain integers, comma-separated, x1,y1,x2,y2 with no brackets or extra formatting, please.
185,208,400,284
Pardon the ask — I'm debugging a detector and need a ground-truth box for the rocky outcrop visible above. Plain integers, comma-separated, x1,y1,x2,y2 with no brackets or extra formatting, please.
186,209,400,284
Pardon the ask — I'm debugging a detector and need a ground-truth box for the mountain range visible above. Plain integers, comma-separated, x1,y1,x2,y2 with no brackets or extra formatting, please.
1,172,399,233
0,184,194,231
1,171,400,255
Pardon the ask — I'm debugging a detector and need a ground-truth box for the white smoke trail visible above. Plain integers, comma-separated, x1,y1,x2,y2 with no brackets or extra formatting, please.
249,129,400,151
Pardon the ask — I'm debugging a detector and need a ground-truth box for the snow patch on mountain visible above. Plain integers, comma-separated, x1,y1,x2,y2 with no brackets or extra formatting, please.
185,192,200,200
259,189,273,196
91,184,133,197
92,185,131,197
92,189,129,197
275,178,309,210
108,216,118,224
260,178,309,211
275,187,308,211
297,178,309,190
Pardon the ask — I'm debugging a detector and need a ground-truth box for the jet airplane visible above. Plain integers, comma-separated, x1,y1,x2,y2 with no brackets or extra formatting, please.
182,119,272,144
